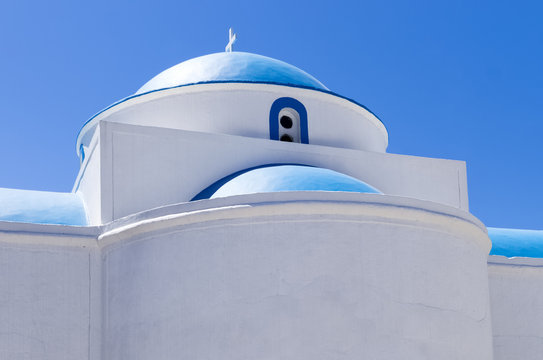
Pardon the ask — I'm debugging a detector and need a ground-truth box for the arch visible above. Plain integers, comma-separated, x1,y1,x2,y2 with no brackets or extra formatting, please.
269,97,308,144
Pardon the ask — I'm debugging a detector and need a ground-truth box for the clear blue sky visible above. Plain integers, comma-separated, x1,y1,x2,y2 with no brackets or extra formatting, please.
0,0,541,229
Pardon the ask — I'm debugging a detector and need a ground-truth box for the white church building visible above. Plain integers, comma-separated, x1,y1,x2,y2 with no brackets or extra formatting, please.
1,40,542,360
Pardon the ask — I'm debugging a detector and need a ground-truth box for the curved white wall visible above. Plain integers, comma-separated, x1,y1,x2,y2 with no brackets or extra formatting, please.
100,193,492,360
77,83,388,156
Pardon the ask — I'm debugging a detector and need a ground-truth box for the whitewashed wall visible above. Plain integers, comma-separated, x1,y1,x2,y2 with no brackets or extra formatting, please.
78,122,468,224
0,222,99,360
0,192,494,360
76,83,388,155
75,129,102,225
100,192,493,360
488,256,543,360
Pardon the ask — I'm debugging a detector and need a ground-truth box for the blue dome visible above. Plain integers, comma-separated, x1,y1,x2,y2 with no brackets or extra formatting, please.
488,227,543,258
136,52,328,94
192,165,381,201
0,188,87,226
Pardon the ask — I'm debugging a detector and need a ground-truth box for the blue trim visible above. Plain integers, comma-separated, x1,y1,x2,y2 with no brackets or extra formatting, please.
269,97,308,143
79,144,85,163
75,81,385,155
191,163,382,201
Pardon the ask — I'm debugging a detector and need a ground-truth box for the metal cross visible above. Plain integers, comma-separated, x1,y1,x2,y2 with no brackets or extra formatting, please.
225,28,237,52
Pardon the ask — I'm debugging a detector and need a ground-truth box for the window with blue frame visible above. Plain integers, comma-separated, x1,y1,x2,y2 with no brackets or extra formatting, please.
269,97,308,144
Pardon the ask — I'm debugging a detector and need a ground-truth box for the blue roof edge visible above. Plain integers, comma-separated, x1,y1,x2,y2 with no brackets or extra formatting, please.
0,188,88,227
488,227,543,259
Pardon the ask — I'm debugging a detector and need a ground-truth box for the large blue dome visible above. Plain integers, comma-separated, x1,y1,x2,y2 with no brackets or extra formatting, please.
136,52,328,94
192,164,381,201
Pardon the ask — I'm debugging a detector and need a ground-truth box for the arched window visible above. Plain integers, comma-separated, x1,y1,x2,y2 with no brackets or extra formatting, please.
269,97,308,144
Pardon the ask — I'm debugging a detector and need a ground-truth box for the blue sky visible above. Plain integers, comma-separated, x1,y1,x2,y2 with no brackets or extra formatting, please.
0,0,541,229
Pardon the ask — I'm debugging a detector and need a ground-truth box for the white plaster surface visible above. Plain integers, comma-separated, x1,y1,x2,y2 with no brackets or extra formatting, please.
488,256,543,360
0,193,495,360
0,242,90,360
90,121,467,222
100,193,492,360
75,129,101,225
77,83,388,154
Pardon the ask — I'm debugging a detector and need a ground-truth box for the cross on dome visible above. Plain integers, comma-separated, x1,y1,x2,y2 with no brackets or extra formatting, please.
225,27,237,52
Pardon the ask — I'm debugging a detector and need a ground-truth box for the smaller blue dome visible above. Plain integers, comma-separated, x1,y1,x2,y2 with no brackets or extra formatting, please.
192,165,381,201
137,52,328,94
489,227,543,258
0,188,87,226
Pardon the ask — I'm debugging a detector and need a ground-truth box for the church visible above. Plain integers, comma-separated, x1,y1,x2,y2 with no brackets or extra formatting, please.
1,34,542,359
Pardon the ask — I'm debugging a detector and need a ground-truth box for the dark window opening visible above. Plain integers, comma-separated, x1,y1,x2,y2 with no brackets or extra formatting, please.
280,134,294,142
280,115,293,129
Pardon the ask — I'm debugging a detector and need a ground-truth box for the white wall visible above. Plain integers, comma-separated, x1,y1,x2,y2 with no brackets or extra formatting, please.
100,192,492,360
91,121,468,223
488,256,543,360
74,127,102,225
76,83,388,155
0,222,99,360
0,192,494,360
